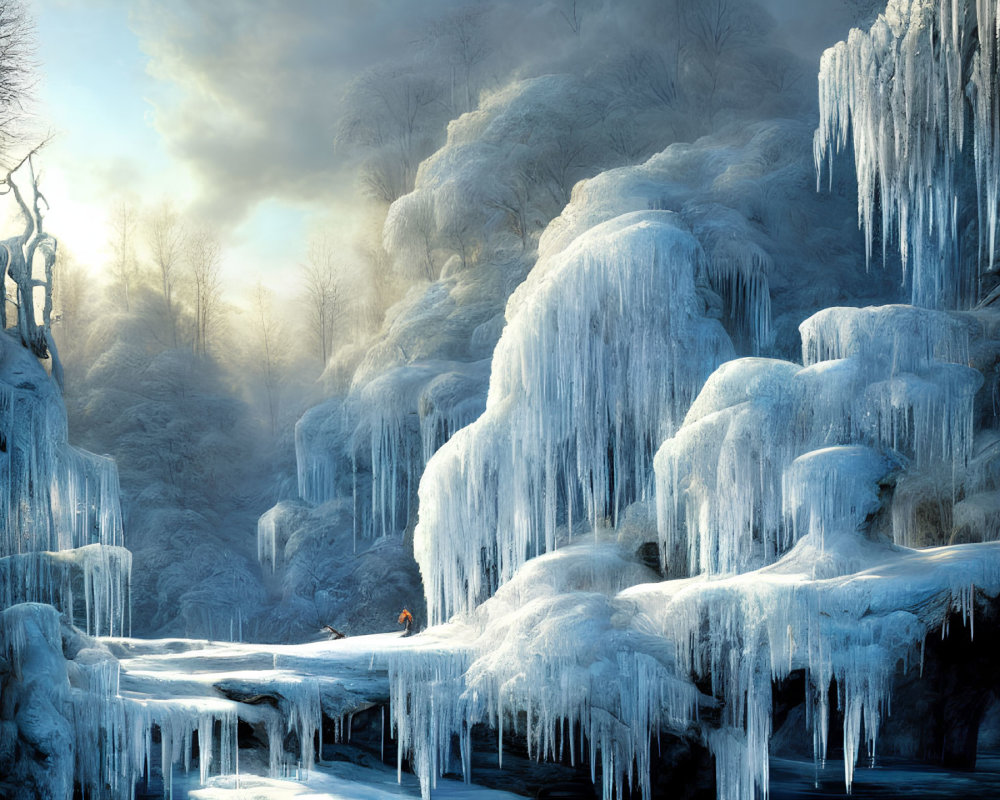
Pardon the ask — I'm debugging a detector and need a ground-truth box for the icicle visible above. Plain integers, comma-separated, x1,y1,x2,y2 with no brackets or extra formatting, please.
416,211,734,623
815,0,1000,309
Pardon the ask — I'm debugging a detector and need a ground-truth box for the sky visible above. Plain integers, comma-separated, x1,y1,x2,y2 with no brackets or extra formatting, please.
23,0,391,294
18,0,868,298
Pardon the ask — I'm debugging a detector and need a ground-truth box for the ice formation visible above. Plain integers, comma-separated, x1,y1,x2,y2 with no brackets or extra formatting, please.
655,304,982,575
288,359,490,549
0,545,131,638
0,602,418,800
14,3,1000,799
392,452,1000,800
391,543,702,800
415,210,733,624
0,334,128,636
390,6,1000,797
815,0,1000,308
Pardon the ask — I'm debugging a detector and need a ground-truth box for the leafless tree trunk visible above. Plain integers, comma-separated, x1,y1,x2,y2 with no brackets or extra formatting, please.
0,1,35,154
338,67,445,203
187,228,222,356
427,6,492,114
109,200,139,313
147,202,185,347
252,281,282,437
0,145,56,362
301,234,343,367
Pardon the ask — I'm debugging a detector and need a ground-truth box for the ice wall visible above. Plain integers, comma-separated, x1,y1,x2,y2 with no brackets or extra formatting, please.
410,119,858,625
415,211,733,624
0,546,131,639
392,40,1000,796
390,543,702,800
0,333,128,636
815,0,1000,308
394,443,1000,800
1,602,389,800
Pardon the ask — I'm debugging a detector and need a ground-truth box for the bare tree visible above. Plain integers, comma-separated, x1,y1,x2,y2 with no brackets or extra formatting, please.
556,0,583,35
427,6,492,114
338,66,446,203
187,228,222,356
301,235,343,367
0,1,35,155
52,245,86,354
108,200,139,312
0,145,56,364
680,0,760,126
147,202,185,347
356,215,401,330
251,280,283,437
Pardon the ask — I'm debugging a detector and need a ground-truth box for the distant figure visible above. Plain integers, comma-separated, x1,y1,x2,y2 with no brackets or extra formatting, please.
397,608,414,635
323,625,346,640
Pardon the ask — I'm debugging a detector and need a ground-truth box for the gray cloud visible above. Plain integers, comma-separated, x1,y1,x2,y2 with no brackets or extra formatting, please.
127,0,869,230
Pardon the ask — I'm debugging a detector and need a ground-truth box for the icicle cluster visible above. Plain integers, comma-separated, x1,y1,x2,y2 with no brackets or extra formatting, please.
815,0,1000,308
782,446,890,544
655,305,981,575
390,544,702,800
0,388,124,556
0,545,131,637
0,340,129,636
390,643,702,800
295,398,348,507
415,211,733,623
393,490,1000,800
290,362,488,548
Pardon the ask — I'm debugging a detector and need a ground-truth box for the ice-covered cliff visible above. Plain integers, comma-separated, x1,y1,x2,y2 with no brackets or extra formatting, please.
0,332,129,637
388,3,1000,799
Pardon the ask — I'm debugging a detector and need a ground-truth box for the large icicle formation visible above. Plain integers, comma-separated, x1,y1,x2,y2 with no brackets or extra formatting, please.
0,333,128,636
393,522,1000,800
655,304,981,575
415,211,733,623
395,290,994,800
413,120,852,624
393,12,1000,791
815,0,1000,308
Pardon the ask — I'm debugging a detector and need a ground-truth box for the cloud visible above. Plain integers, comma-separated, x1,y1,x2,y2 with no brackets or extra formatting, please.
127,0,455,228
126,0,866,232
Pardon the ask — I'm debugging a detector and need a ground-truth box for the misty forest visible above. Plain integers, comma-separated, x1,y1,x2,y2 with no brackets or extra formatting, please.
5,0,1000,798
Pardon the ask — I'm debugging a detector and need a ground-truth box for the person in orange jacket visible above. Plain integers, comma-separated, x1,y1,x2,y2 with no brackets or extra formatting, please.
398,608,414,635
